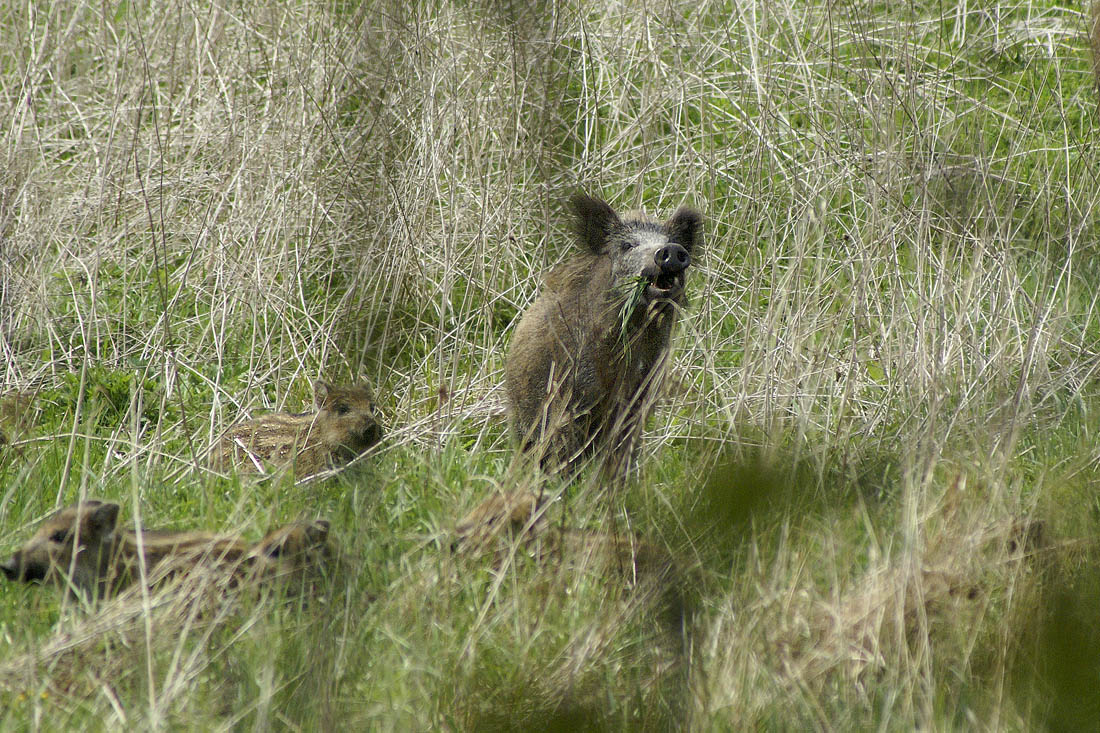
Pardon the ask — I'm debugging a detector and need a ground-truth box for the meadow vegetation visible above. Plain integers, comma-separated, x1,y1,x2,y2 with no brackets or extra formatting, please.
1,0,1099,728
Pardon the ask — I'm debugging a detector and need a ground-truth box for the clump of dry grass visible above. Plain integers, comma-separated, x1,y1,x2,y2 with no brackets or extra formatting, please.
693,468,1053,726
0,566,285,719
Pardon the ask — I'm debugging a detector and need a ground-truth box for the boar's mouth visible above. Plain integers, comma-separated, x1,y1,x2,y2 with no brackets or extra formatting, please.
645,271,685,301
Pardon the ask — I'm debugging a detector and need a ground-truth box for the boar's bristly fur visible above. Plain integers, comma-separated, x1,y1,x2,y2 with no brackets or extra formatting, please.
505,193,702,475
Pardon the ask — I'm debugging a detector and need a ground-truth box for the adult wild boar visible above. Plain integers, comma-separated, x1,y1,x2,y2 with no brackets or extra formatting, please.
505,193,702,474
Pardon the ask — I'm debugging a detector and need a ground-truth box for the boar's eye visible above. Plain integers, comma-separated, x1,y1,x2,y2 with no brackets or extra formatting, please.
619,239,636,252
49,530,69,544
265,543,284,559
335,403,350,416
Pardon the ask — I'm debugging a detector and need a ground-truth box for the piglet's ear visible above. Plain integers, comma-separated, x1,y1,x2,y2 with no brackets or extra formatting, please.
313,380,331,408
86,502,120,537
665,207,702,254
571,193,621,254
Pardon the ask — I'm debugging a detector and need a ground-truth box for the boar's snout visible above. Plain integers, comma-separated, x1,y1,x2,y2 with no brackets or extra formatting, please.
655,243,690,274
1,552,47,583
0,556,17,581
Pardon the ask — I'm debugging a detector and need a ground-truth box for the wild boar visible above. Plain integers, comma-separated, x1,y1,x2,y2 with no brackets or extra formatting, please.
0,501,247,602
246,519,334,589
452,489,671,581
211,380,382,478
505,193,702,474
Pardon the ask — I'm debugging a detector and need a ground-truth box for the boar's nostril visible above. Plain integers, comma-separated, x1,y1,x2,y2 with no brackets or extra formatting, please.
655,243,689,274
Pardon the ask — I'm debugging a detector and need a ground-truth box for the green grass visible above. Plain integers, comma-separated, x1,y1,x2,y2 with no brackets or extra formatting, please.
1,0,1099,728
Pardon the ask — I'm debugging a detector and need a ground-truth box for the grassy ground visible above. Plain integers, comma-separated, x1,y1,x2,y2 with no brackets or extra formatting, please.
1,0,1099,728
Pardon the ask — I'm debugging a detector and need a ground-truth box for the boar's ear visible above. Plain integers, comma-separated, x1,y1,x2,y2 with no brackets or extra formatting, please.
571,193,621,254
313,380,331,408
665,207,703,254
85,502,120,537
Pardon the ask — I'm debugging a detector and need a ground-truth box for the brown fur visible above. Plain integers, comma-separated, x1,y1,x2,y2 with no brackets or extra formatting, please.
0,391,34,431
0,391,34,462
211,380,382,477
0,501,248,602
505,193,702,475
452,489,547,554
246,519,334,588
452,490,675,584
